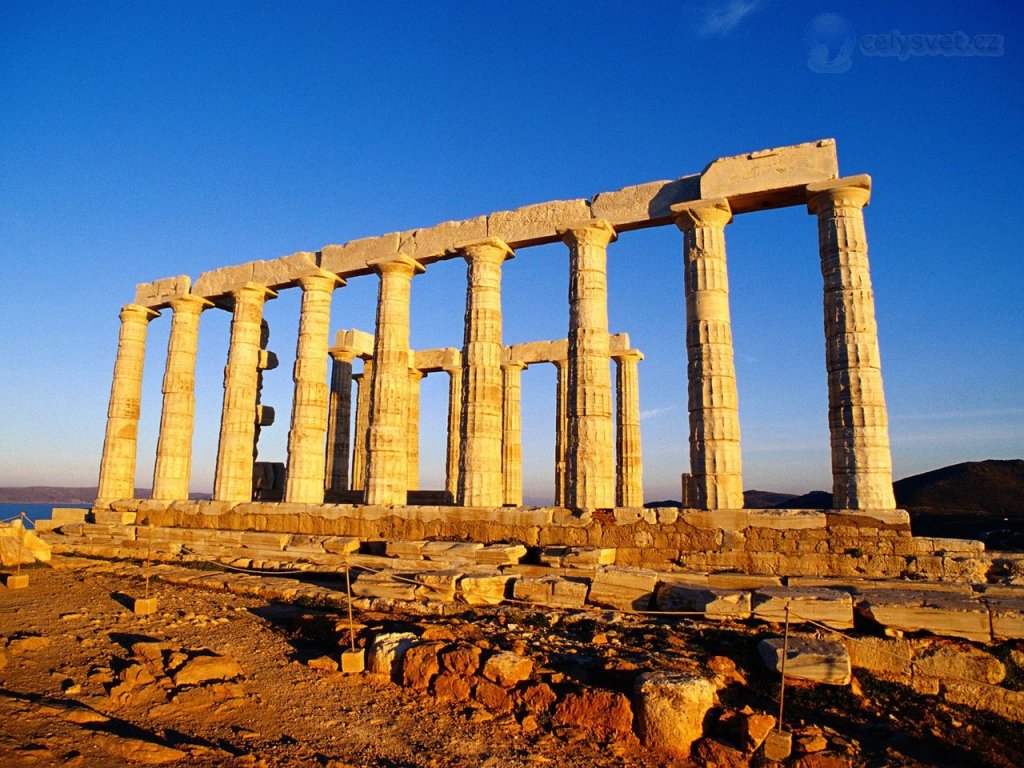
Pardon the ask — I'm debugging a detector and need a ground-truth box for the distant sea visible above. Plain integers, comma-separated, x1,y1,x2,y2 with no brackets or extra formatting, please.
0,502,90,525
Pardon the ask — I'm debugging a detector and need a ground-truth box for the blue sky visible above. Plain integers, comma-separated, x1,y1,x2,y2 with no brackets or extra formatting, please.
1,1,1021,502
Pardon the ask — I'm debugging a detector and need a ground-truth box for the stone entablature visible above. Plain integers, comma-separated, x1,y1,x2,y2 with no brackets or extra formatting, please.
98,138,896,516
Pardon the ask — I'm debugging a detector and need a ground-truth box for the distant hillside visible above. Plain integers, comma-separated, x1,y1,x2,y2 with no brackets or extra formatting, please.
776,460,1024,550
744,490,797,508
0,487,210,503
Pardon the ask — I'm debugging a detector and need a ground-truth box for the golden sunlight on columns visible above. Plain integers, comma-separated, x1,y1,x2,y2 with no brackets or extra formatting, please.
443,361,462,502
350,364,371,492
501,361,526,506
151,294,212,501
325,349,356,494
807,176,896,510
285,271,344,503
407,368,424,491
614,349,644,508
672,199,744,511
96,303,160,505
458,238,513,507
365,255,422,505
562,220,616,511
213,283,276,503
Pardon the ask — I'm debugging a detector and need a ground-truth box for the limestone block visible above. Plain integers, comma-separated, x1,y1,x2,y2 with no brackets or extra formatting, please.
942,682,1024,724
3,573,29,589
386,540,426,559
914,644,1005,685
0,521,52,565
238,531,290,550
333,328,375,357
633,671,717,758
682,509,751,530
539,546,615,568
323,536,360,555
92,509,136,525
589,176,700,229
284,535,327,554
707,573,782,589
482,651,533,687
413,570,461,602
134,275,191,308
588,566,659,612
827,509,911,528
319,233,400,276
752,587,854,630
475,543,527,565
655,582,751,620
700,139,838,211
984,597,1024,640
251,251,318,288
855,590,991,642
459,573,513,606
487,199,592,247
763,730,793,761
340,649,365,674
193,262,257,298
368,632,417,682
747,509,827,530
758,636,851,685
352,571,418,601
398,216,487,260
512,576,588,609
841,636,914,679
51,508,88,525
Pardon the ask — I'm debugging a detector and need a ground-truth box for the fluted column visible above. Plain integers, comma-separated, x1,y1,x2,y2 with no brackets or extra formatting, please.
443,364,462,501
807,176,896,510
553,360,568,506
284,271,344,503
407,368,424,490
614,350,644,508
214,283,276,503
96,304,160,504
365,255,423,505
458,238,513,507
151,294,212,500
325,349,356,494
350,364,371,492
672,199,744,510
562,220,616,511
501,361,526,506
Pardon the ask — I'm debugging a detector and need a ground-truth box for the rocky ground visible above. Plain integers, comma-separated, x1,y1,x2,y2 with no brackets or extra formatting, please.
1,563,1022,767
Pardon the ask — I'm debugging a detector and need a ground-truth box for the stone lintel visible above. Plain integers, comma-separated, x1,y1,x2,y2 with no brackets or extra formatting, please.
134,275,192,309
488,199,592,248
319,233,401,278
503,332,631,366
414,347,461,373
700,138,839,214
331,329,375,359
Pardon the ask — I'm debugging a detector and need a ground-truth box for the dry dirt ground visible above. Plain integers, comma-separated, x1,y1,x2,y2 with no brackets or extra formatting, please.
1,564,1022,767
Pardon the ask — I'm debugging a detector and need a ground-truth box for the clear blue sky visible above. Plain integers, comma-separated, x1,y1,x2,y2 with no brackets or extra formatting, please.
1,1,1021,502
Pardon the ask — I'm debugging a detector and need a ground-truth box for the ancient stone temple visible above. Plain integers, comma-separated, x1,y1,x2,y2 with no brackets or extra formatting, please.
94,139,903,568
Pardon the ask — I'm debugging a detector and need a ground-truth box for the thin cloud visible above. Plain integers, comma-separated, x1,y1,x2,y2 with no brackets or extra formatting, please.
700,0,761,37
640,405,677,421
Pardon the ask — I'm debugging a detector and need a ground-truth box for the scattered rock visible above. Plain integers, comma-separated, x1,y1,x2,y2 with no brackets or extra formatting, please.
741,711,776,752
634,671,717,758
90,732,186,764
482,651,533,688
474,678,514,713
368,632,417,682
553,689,634,735
307,656,339,672
402,642,444,689
173,653,243,686
521,683,557,715
694,738,750,767
433,673,472,703
8,635,51,654
440,644,481,677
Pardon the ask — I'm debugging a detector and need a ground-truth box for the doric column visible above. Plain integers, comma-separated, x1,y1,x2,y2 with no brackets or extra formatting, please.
151,294,212,500
284,271,344,503
562,220,616,511
458,238,513,507
672,198,744,510
365,255,423,505
553,359,568,506
350,364,371,492
213,283,276,503
501,361,527,506
614,349,644,508
443,363,462,501
96,303,160,504
325,349,356,494
807,176,896,510
407,368,424,490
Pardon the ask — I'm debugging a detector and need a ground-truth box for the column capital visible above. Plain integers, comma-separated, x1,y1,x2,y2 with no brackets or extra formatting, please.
671,198,732,231
231,282,278,301
559,219,616,248
297,269,346,292
409,367,426,381
806,174,871,214
368,252,425,277
613,349,644,364
501,360,527,372
459,237,514,263
329,347,360,363
120,303,161,322
168,294,214,314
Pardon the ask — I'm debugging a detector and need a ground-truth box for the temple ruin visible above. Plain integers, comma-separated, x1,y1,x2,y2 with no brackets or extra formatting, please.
83,138,931,578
